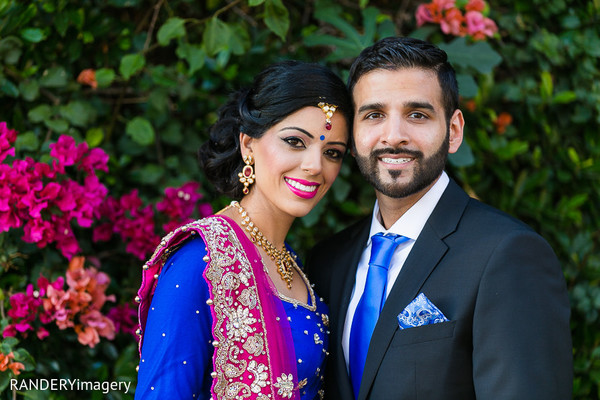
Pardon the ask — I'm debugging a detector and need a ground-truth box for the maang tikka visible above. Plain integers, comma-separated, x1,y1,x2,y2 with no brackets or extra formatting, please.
238,155,255,195
318,101,337,131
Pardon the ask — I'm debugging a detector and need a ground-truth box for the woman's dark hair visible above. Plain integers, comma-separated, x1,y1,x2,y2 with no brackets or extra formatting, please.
198,60,352,199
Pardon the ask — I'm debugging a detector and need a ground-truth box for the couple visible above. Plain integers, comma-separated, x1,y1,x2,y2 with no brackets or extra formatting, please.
135,37,572,400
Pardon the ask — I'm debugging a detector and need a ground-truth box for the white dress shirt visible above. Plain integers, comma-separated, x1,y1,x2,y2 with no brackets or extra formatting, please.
342,172,450,367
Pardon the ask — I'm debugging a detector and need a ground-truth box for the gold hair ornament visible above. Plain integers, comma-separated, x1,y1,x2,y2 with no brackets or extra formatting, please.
318,101,337,131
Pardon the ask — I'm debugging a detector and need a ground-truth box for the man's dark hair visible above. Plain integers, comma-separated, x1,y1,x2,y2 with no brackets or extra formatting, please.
347,36,459,122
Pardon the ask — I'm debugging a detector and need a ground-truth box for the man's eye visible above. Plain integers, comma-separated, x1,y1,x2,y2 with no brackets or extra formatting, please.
365,112,383,120
409,112,427,119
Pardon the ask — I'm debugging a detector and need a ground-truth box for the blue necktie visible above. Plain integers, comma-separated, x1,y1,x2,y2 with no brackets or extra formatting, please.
349,232,409,399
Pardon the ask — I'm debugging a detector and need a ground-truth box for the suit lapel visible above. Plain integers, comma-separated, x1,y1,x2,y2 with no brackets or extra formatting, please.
357,179,470,400
330,217,371,398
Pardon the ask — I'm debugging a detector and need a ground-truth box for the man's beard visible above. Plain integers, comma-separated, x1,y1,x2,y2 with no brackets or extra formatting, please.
354,133,449,199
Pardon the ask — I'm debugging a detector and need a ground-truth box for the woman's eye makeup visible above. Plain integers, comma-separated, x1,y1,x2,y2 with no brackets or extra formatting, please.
282,137,305,148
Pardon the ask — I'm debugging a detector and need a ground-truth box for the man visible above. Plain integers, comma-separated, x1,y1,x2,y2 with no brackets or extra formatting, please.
306,36,572,400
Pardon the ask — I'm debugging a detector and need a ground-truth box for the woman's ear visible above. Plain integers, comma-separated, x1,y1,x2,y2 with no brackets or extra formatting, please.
239,132,254,158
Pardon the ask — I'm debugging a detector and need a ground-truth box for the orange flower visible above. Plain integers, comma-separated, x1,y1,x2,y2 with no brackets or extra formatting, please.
464,99,477,112
466,0,486,12
494,112,513,134
75,325,100,348
0,352,25,376
77,69,97,89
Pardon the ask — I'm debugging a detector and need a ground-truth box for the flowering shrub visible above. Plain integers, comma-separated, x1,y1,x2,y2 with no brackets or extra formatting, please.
3,256,116,348
416,0,498,40
0,121,213,396
0,123,109,259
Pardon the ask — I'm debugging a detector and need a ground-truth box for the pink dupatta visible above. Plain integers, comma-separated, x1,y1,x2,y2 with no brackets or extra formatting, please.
137,215,300,399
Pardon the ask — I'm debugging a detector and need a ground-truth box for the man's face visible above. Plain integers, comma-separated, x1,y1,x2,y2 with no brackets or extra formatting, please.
352,67,463,199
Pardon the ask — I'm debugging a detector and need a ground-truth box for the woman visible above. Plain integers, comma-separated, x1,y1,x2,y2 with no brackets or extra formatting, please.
135,60,352,400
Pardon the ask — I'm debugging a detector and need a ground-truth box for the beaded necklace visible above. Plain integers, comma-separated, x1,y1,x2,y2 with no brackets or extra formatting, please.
231,201,295,289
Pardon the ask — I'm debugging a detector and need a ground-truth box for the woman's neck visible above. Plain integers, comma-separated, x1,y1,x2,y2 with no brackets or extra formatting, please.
225,196,294,250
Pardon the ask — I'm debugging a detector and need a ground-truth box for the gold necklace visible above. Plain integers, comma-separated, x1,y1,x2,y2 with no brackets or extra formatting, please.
231,201,295,289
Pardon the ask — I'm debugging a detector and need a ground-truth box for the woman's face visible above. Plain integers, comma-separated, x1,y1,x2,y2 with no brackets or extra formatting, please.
241,106,349,218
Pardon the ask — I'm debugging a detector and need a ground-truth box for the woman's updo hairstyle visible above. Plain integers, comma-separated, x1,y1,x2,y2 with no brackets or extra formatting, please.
198,60,352,199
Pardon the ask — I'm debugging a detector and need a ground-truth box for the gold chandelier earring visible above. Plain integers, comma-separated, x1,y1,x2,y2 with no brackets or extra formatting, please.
238,155,255,195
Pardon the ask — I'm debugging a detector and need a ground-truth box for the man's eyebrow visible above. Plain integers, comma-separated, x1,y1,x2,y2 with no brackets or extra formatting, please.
405,101,435,112
280,126,314,138
357,102,385,115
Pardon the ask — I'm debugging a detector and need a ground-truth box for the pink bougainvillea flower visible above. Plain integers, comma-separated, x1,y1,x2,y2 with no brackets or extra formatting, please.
0,121,17,162
107,303,138,337
49,135,78,169
441,7,466,36
79,147,109,174
465,11,498,40
77,69,98,89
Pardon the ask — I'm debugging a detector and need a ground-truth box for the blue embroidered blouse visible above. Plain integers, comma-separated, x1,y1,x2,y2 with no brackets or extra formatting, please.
135,237,329,399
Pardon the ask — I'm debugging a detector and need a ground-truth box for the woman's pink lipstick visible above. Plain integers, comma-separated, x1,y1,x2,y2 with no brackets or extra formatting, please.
284,177,320,199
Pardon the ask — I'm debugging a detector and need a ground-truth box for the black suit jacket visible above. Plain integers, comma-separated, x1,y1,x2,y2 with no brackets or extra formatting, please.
307,179,572,400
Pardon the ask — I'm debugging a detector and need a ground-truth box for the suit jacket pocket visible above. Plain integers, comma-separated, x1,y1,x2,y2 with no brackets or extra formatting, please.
390,320,456,347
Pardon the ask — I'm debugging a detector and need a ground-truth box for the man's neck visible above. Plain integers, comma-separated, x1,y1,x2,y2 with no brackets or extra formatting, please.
375,176,441,230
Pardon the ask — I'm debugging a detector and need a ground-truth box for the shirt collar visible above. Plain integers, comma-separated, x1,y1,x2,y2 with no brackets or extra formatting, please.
368,171,449,244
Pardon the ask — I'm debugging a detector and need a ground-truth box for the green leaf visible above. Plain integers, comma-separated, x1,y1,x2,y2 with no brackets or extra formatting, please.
331,177,351,203
95,68,116,88
0,36,23,65
553,90,577,104
20,27,46,43
229,24,251,55
264,0,289,40
86,127,104,147
15,131,40,151
203,17,231,56
28,104,53,122
39,66,68,88
59,100,95,127
126,116,155,146
456,73,478,98
439,38,502,74
19,79,39,101
176,43,206,75
45,118,69,133
119,53,145,80
248,0,265,5
540,70,553,100
0,77,19,97
130,164,164,184
449,141,475,167
157,17,186,46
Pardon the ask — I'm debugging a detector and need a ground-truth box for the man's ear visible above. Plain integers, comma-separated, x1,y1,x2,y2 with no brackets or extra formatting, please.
239,132,254,158
448,109,465,154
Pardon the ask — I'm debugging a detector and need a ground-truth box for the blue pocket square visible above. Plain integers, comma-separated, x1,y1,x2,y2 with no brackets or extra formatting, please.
397,293,449,329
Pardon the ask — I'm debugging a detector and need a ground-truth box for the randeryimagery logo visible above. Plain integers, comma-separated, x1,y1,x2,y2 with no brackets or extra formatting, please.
10,378,132,395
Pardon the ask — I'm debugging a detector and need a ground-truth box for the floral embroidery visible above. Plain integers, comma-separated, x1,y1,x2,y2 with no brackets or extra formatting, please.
248,360,269,393
225,305,257,340
243,334,265,356
141,216,300,399
321,313,329,327
274,373,295,398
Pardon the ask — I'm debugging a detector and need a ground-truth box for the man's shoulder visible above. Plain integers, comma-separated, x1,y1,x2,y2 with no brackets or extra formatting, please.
313,216,371,252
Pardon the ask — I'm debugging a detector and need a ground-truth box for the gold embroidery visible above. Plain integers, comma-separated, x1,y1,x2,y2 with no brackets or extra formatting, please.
196,216,296,399
243,333,265,356
274,373,295,398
